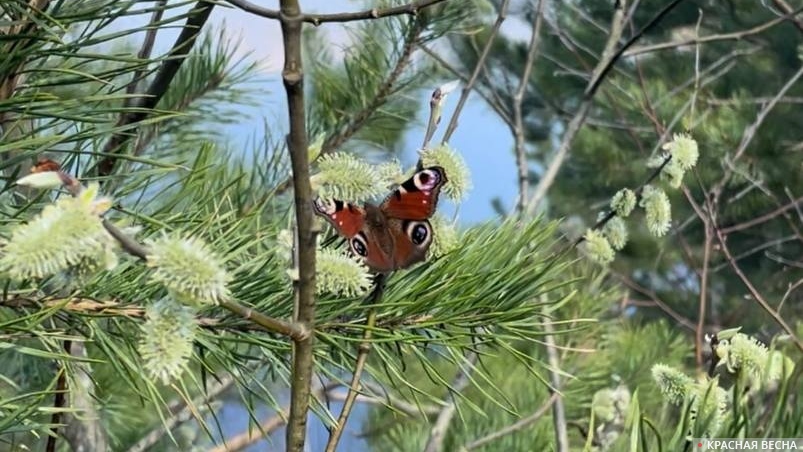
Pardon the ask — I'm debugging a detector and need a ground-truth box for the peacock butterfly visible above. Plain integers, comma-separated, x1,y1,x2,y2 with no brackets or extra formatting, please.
313,166,447,273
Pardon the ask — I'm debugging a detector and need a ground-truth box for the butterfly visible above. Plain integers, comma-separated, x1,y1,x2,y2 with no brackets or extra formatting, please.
313,166,447,273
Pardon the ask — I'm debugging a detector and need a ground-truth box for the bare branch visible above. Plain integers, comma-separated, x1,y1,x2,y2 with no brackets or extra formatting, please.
543,312,569,452
325,276,386,452
463,393,559,451
226,0,448,25
128,375,235,452
720,196,803,234
525,0,688,214
326,382,442,418
423,352,479,452
714,227,803,352
95,0,215,178
711,63,803,202
624,6,803,57
513,0,545,214
440,0,511,144
125,1,167,96
615,273,697,331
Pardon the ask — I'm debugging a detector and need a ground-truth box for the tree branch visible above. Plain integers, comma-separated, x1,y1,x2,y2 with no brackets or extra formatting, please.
423,352,479,452
128,375,235,452
623,5,803,57
125,1,167,97
277,1,318,451
226,0,447,25
542,311,569,452
525,0,687,214
100,218,307,339
462,393,559,451
512,0,545,214
325,275,386,452
95,0,215,178
713,227,803,352
440,0,511,144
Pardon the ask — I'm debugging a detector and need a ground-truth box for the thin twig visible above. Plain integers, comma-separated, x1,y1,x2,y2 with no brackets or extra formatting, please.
440,0,511,144
542,310,569,452
462,393,559,451
326,381,442,418
512,0,545,214
720,196,803,233
573,155,673,248
524,0,627,214
623,5,803,57
714,226,803,352
325,275,386,452
419,45,511,124
695,222,712,369
711,63,803,201
525,0,690,214
95,0,215,178
128,375,235,452
277,1,318,451
614,272,696,331
423,352,479,452
125,1,167,97
208,381,339,452
226,0,448,25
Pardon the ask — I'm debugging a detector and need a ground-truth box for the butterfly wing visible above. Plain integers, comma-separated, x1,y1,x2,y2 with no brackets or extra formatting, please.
388,218,433,269
312,198,365,237
313,199,395,272
380,166,447,220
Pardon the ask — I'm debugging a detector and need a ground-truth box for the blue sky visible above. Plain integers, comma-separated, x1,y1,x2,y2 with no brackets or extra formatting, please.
204,1,523,224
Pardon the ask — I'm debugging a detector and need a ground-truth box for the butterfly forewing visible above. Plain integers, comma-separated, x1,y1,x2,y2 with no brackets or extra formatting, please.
380,167,447,220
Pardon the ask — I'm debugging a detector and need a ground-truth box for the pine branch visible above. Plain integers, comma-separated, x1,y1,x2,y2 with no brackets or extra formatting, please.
226,0,448,24
95,0,215,178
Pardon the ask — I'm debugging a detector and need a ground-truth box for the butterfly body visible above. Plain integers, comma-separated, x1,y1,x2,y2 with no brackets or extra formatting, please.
313,167,447,273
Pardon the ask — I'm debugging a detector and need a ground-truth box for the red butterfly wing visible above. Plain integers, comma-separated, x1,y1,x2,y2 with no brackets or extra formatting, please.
380,166,447,220
312,198,365,237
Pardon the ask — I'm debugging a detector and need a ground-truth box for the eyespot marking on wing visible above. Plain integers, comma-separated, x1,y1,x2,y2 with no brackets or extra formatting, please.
414,168,442,191
313,198,340,215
